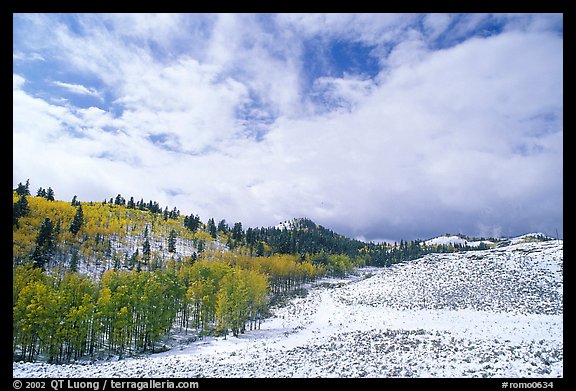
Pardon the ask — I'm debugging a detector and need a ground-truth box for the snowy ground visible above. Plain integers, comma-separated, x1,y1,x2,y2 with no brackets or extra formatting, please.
13,240,563,378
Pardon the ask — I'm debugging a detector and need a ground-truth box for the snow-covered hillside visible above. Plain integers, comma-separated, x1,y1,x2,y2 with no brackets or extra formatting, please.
274,217,309,230
423,232,554,248
13,239,563,378
424,234,494,247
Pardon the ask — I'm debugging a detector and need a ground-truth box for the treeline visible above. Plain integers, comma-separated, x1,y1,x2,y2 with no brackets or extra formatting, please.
200,217,367,258
252,219,365,257
13,187,489,278
13,181,500,364
13,250,324,363
12,190,203,274
359,239,493,267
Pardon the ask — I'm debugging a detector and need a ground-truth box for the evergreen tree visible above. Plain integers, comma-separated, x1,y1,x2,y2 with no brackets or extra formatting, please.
37,187,46,198
127,197,135,209
69,205,84,236
70,247,79,272
232,222,244,242
218,219,229,233
256,241,265,257
143,238,151,259
32,218,56,270
45,187,55,201
168,229,177,253
71,195,80,206
143,226,151,259
197,240,205,254
184,214,201,233
13,195,30,227
114,194,125,206
15,180,31,196
207,218,217,238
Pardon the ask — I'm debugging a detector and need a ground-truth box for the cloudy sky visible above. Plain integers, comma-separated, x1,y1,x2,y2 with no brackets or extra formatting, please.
13,13,563,243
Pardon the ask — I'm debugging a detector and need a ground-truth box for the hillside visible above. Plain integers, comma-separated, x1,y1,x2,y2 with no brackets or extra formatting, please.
14,238,563,377
12,186,562,370
13,189,374,363
12,190,328,363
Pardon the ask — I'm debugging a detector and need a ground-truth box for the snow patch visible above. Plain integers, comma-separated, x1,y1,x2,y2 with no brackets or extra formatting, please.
13,240,563,378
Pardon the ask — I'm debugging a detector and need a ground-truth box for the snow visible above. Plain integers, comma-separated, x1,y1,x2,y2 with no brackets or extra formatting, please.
424,232,556,248
424,235,494,247
274,218,302,230
424,235,469,246
509,233,556,244
13,240,563,378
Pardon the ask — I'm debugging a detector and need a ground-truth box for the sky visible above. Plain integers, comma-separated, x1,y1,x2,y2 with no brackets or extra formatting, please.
12,13,563,243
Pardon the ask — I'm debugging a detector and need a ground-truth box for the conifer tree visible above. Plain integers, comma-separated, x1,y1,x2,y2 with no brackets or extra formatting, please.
184,214,201,232
232,222,244,242
13,195,30,227
69,247,79,272
218,219,229,233
69,205,84,236
114,194,125,205
46,187,55,201
143,238,151,259
168,229,177,253
32,218,56,270
207,218,217,238
15,180,30,196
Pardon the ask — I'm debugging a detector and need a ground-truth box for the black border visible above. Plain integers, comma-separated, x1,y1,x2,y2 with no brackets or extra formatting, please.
7,2,570,389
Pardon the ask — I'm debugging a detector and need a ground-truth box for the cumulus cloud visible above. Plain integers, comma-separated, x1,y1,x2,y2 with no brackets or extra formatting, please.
13,13,563,241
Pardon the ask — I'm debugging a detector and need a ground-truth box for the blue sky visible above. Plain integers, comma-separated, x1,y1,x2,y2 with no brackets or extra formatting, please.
13,13,563,242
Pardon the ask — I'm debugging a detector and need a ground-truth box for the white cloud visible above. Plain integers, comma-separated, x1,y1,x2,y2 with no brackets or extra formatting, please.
52,81,102,98
13,74,26,89
423,13,452,39
13,51,46,62
13,14,563,241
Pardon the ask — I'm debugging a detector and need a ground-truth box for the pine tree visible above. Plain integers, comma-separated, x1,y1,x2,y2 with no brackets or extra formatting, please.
37,187,46,198
71,195,80,206
32,218,56,270
232,222,244,242
168,229,177,253
218,219,229,233
184,214,201,232
46,187,55,201
142,226,150,261
15,179,31,196
143,238,151,259
207,218,217,238
69,205,84,236
13,195,30,227
114,194,125,206
70,247,79,272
